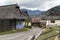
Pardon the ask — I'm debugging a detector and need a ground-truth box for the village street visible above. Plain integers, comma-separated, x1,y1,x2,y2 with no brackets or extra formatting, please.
0,27,43,40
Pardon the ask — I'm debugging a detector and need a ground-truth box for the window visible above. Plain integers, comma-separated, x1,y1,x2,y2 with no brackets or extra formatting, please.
51,20,55,23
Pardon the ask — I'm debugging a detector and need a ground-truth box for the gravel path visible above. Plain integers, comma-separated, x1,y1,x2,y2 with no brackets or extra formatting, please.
55,36,58,40
0,28,43,40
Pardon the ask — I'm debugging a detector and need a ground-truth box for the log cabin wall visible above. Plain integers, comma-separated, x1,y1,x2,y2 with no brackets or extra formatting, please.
0,19,16,32
10,19,16,30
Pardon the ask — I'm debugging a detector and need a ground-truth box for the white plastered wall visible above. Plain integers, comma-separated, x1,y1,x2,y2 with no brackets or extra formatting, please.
46,20,60,26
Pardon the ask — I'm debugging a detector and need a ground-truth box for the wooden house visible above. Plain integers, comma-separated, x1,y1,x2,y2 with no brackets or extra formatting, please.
0,4,24,32
20,11,32,28
31,16,41,27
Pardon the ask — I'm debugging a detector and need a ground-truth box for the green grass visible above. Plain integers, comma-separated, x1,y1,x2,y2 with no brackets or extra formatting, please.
38,27,59,40
47,37,55,40
52,26,60,31
41,27,52,34
0,27,29,35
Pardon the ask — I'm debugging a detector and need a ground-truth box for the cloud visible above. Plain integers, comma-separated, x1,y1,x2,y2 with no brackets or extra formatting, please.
39,0,60,11
0,0,60,11
0,0,17,6
20,0,41,8
20,0,60,11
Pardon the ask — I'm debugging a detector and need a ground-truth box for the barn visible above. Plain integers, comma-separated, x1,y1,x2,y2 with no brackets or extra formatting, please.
16,10,32,29
0,4,22,32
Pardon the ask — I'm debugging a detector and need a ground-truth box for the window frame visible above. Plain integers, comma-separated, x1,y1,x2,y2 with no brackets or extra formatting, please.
51,20,55,23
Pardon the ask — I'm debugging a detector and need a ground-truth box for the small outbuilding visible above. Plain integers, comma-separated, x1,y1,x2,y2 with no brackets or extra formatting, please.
16,10,32,29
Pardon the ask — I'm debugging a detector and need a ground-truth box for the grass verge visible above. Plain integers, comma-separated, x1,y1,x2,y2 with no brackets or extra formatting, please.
38,27,58,40
58,36,60,40
0,27,29,35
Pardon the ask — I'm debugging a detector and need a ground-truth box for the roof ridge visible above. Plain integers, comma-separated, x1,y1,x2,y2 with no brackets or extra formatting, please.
0,4,17,7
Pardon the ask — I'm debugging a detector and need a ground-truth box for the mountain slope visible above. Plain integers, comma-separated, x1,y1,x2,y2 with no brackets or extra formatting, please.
20,9,43,16
41,5,60,16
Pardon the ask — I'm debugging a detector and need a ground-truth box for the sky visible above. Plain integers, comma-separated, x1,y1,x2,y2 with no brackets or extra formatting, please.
0,0,60,11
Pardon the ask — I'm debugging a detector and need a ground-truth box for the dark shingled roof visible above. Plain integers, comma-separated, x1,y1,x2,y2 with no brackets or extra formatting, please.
20,10,31,19
43,16,60,20
0,4,20,19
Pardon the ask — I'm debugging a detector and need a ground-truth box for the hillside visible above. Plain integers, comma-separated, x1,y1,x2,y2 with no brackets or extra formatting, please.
41,5,60,16
20,9,43,16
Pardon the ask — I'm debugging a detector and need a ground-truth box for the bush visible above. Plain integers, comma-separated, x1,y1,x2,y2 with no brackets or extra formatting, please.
49,27,52,29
